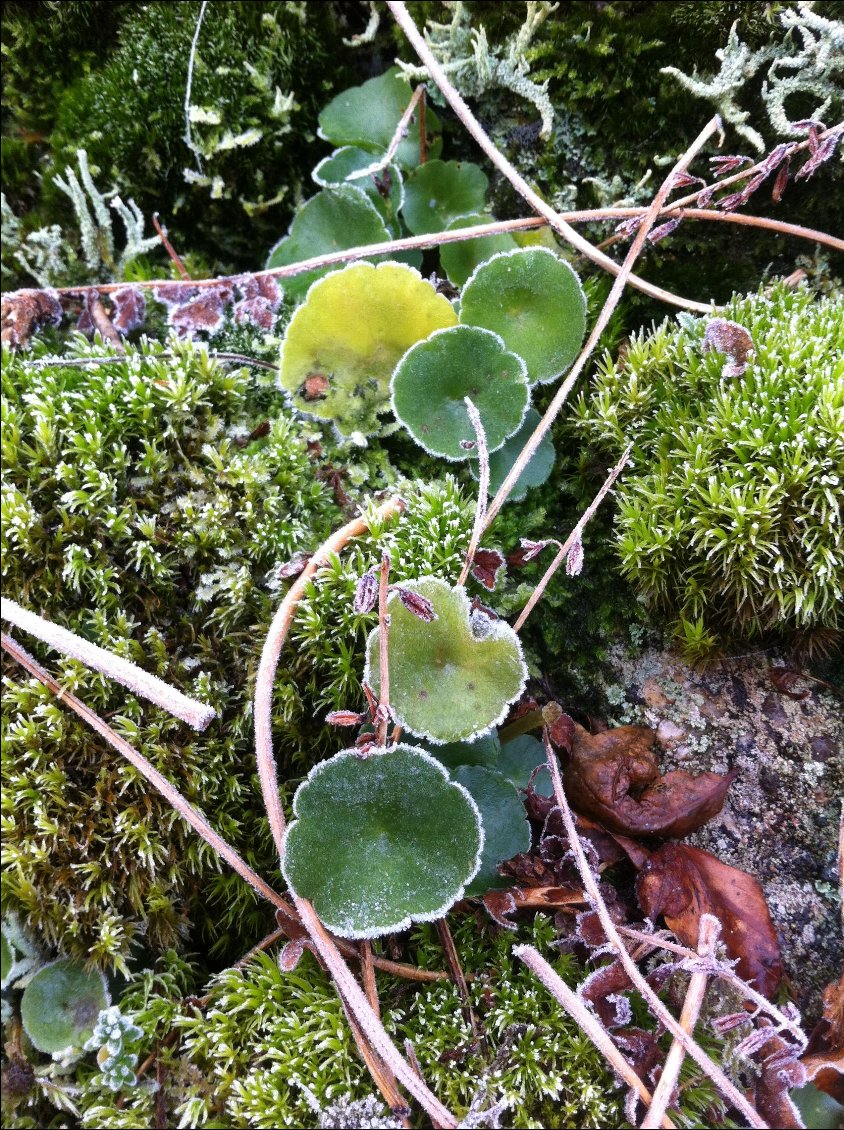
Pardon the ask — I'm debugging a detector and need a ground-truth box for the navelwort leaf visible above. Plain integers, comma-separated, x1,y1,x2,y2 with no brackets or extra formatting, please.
439,211,518,287
460,248,587,385
279,261,457,438
21,958,109,1054
364,577,527,744
312,146,405,238
282,744,483,938
391,325,529,460
401,160,489,235
453,765,531,896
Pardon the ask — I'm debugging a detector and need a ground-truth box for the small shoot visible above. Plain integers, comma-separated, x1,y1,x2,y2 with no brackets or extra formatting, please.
365,577,527,744
453,765,531,896
471,407,556,502
460,248,587,385
281,744,483,938
401,159,489,234
391,325,529,460
21,958,109,1055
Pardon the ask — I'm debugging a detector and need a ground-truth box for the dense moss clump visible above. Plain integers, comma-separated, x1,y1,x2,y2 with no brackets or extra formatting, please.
572,284,844,660
1,336,474,969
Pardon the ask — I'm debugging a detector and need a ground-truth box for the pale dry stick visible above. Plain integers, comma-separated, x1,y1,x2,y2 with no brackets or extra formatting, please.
343,1005,412,1129
152,213,192,280
253,496,406,862
0,631,286,913
32,205,838,300
88,296,125,352
17,349,279,372
346,84,426,182
435,917,480,1039
387,0,712,314
457,397,489,588
1,597,215,731
641,914,720,1129
360,939,380,1016
184,0,209,173
376,552,391,747
540,729,769,1129
513,445,632,632
514,944,677,1130
481,114,722,536
295,895,459,1129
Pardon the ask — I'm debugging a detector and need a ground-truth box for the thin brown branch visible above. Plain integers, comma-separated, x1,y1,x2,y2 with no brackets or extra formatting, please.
360,940,380,1016
343,1003,411,1128
377,553,391,746
435,918,480,1039
540,728,769,1128
514,944,676,1130
641,914,720,1129
89,295,125,352
151,214,191,280
481,114,722,534
253,496,406,862
513,445,632,631
348,84,427,182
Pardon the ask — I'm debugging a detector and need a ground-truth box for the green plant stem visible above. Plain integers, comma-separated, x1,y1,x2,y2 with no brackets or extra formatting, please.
498,709,544,744
481,113,723,536
539,727,770,1128
513,445,632,632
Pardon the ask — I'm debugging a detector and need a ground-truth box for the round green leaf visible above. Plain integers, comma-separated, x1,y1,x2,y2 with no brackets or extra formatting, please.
404,730,501,771
266,186,392,303
313,147,404,235
280,261,457,438
471,408,556,501
21,958,109,1054
391,325,529,460
402,160,489,236
318,67,442,169
497,734,553,797
439,212,518,287
282,744,483,938
453,766,531,896
460,248,587,384
365,577,527,744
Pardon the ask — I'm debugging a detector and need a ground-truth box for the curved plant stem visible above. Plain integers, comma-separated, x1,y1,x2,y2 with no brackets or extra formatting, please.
481,114,722,536
514,944,676,1130
253,496,406,862
376,552,391,746
1,597,216,731
151,213,191,280
457,397,489,588
641,914,719,1129
513,445,631,631
386,0,713,313
347,84,426,182
540,728,769,1128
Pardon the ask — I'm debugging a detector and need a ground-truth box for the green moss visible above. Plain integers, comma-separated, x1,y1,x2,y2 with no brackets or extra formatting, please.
571,283,844,659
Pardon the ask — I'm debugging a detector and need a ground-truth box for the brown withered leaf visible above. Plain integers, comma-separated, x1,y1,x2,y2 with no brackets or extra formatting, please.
471,547,505,591
482,883,586,928
802,974,844,1102
751,1028,807,1129
110,286,146,334
1,288,63,348
564,722,735,838
636,842,783,998
580,959,634,1028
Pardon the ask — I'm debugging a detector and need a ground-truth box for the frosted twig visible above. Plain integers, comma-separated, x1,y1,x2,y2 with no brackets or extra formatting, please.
457,397,489,588
88,295,125,352
253,497,406,862
152,214,191,280
0,597,215,731
347,85,427,182
641,914,720,1128
513,445,631,631
376,553,392,747
184,0,209,174
540,728,769,1128
514,944,676,1130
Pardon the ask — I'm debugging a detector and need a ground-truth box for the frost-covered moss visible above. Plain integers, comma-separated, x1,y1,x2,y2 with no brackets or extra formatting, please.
572,284,844,659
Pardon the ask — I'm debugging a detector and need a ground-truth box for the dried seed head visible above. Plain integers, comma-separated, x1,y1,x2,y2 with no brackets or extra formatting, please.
703,318,754,377
353,570,379,615
709,154,752,176
647,217,683,244
326,709,368,727
513,538,554,564
566,538,584,577
396,587,437,622
277,551,310,579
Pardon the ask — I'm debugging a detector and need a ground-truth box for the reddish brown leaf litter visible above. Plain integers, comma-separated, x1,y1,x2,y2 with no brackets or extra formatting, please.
470,547,505,591
1,288,62,348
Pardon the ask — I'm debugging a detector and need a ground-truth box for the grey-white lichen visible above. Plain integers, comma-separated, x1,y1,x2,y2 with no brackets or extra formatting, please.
662,1,843,151
397,1,557,139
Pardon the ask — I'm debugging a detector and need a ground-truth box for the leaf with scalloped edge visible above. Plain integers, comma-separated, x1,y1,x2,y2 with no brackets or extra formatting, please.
391,325,529,460
402,160,489,235
318,67,442,169
454,765,531,895
365,577,527,744
281,744,482,938
279,261,457,438
460,248,587,385
440,212,518,286
21,958,109,1053
313,146,405,237
404,730,501,771
266,186,392,302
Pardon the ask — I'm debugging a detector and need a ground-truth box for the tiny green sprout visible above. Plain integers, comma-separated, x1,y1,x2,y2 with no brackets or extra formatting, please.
83,1005,143,1092
21,958,109,1055
453,765,530,895
279,260,457,438
439,212,519,286
401,159,489,235
391,325,529,460
318,66,442,169
460,247,587,385
364,577,527,744
266,186,392,302
281,744,483,938
471,406,556,501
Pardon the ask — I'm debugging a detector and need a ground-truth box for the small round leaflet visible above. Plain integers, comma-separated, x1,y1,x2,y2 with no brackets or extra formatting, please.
460,248,587,385
21,958,109,1053
280,262,457,438
365,578,527,744
402,160,488,235
440,212,518,287
282,745,483,938
392,325,528,459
